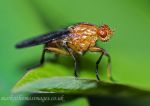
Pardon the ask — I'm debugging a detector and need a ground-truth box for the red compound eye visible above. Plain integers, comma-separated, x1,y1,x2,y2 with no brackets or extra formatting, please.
98,24,113,42
99,30,107,38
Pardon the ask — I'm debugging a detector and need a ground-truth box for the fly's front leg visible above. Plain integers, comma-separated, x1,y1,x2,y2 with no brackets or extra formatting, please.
89,47,114,81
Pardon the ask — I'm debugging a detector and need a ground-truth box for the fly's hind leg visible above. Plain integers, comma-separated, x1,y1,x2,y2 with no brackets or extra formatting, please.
28,46,69,70
27,47,46,70
47,42,68,62
45,47,70,56
89,47,114,81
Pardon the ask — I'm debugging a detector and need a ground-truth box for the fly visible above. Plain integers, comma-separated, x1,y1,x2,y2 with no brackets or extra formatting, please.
16,22,114,81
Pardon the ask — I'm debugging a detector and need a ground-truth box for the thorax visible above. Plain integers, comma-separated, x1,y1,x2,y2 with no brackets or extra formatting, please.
66,24,99,54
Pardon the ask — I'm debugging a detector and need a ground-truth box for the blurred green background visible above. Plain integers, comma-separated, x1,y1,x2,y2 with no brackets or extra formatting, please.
0,0,150,106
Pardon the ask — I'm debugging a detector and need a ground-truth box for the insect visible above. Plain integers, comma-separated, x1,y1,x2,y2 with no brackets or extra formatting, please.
16,22,114,81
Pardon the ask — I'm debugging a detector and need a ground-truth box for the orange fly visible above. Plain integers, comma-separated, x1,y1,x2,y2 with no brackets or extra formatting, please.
16,22,114,81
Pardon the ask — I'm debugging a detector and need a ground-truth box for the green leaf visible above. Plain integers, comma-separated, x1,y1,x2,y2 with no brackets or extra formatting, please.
12,63,150,97
57,98,89,106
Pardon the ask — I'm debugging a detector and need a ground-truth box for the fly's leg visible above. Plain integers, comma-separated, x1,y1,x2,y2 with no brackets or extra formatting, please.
64,43,78,78
27,48,46,70
44,47,70,64
96,52,104,80
45,47,70,56
47,46,79,78
40,48,46,65
89,47,114,81
28,46,69,70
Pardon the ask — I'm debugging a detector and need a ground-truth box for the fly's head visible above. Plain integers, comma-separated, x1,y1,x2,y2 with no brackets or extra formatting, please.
97,24,114,42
